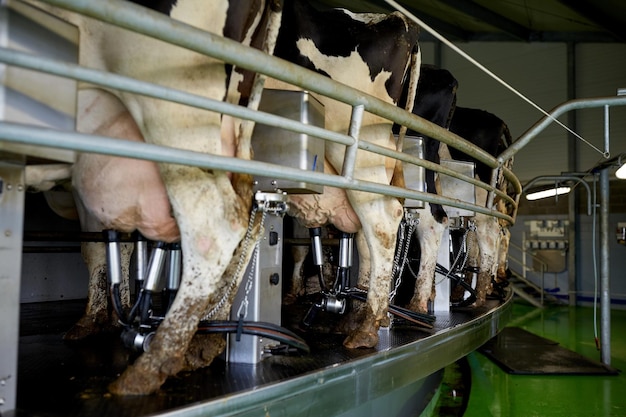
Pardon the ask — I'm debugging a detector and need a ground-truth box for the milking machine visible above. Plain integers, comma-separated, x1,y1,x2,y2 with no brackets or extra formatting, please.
392,136,479,315
104,188,310,358
300,228,352,327
300,134,437,330
437,159,480,308
106,88,335,362
443,217,478,307
299,221,436,329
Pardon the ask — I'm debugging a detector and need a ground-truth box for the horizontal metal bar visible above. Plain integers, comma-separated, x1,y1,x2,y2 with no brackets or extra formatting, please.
23,230,135,242
0,47,354,148
37,0,505,180
2,0,523,224
364,139,517,207
0,47,518,217
0,122,514,224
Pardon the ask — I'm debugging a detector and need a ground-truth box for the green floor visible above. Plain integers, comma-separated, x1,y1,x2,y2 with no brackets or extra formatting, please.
463,301,626,417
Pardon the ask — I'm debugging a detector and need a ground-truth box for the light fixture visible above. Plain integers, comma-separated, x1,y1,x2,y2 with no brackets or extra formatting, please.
526,186,571,201
522,174,592,215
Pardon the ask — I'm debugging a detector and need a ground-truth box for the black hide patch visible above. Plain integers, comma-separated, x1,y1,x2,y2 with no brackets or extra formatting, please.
127,0,177,15
448,107,512,184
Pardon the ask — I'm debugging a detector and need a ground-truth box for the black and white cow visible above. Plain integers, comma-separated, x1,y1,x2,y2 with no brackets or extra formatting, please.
447,107,514,305
394,65,458,313
270,0,421,349
404,103,515,313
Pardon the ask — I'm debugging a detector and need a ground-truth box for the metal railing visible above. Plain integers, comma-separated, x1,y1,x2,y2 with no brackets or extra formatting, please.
0,0,521,224
508,240,548,306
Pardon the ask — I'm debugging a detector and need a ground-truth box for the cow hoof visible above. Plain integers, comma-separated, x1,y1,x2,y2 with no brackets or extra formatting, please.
108,357,169,396
334,314,361,335
182,334,225,371
64,318,118,341
343,330,379,349
472,299,486,308
109,372,164,396
407,302,429,316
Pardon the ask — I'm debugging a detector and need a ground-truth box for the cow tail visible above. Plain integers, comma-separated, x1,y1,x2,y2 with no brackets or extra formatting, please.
232,1,284,204
395,46,421,153
501,123,513,149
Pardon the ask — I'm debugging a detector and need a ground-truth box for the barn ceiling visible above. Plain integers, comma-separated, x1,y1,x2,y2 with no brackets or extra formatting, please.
313,0,626,43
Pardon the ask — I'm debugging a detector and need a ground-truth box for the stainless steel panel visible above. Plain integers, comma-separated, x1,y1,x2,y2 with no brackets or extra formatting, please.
439,159,475,218
252,89,325,194
228,213,284,364
402,135,426,209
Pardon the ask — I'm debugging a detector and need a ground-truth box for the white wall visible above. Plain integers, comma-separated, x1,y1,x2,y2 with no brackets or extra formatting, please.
419,40,626,306
420,41,626,183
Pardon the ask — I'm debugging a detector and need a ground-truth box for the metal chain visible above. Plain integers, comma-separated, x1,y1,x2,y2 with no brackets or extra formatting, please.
236,209,267,320
203,205,264,320
435,219,475,285
389,210,418,302
447,228,468,279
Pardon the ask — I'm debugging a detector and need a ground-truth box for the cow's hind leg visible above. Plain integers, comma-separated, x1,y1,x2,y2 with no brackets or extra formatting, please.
182,214,261,371
342,192,403,349
65,238,132,340
109,171,248,395
408,206,447,314
473,213,500,307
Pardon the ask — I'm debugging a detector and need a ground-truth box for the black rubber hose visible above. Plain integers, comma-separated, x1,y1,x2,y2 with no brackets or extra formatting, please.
435,264,477,307
197,320,310,354
127,289,145,325
110,283,128,326
346,291,435,328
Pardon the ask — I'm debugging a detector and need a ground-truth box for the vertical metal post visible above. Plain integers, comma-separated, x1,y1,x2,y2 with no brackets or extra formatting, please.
0,155,26,415
566,42,578,307
599,105,611,365
340,104,364,180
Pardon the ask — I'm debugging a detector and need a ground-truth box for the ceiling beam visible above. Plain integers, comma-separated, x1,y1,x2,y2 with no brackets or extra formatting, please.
435,0,533,41
402,6,472,41
557,0,626,42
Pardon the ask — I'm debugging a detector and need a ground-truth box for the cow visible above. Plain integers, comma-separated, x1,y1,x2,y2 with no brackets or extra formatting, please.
268,0,421,349
285,64,457,310
392,65,458,313
26,0,282,395
404,105,515,313
447,107,514,306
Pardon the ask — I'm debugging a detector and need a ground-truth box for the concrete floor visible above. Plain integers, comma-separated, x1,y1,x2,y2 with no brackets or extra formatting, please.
463,302,626,416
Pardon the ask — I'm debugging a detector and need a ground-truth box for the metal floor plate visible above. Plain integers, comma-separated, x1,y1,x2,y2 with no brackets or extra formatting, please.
14,294,512,417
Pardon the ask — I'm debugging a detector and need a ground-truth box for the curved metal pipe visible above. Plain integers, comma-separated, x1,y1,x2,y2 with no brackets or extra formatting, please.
522,175,593,216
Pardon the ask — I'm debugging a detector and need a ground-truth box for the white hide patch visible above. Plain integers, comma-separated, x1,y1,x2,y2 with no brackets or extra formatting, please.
171,0,229,35
339,10,388,24
295,38,394,105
